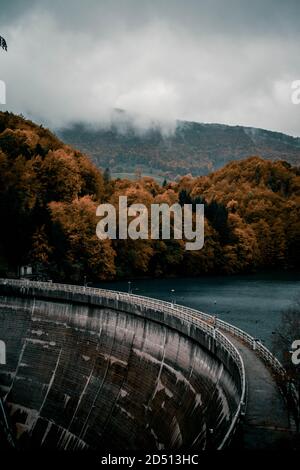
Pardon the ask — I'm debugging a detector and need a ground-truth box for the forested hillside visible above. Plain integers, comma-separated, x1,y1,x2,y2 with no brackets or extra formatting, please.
58,119,300,179
1,112,299,282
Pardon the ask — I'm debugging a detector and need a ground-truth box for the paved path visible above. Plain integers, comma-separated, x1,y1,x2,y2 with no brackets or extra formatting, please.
222,331,297,449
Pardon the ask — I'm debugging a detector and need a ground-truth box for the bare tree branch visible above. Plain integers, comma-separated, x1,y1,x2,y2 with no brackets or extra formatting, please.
0,36,7,51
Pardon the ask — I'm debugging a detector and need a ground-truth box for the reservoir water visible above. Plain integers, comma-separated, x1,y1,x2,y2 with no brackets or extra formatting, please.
98,271,300,349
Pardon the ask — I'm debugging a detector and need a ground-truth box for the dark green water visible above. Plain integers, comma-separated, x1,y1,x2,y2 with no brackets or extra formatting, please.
97,272,300,348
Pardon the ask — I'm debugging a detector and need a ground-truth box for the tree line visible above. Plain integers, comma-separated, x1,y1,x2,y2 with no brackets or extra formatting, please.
0,111,299,282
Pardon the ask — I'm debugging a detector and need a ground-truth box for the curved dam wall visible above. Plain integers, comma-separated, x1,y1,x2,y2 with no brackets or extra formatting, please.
0,281,243,451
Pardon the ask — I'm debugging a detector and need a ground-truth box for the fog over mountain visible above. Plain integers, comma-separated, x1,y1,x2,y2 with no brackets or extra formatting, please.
58,114,300,178
0,0,300,136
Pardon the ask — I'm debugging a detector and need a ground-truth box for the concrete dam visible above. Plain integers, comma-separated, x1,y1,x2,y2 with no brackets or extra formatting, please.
0,280,246,451
1,280,296,451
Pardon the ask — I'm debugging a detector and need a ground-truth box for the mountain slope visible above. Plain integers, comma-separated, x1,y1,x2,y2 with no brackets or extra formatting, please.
58,120,300,178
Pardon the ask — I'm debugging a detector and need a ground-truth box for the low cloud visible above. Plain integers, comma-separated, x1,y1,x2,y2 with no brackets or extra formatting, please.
0,0,300,135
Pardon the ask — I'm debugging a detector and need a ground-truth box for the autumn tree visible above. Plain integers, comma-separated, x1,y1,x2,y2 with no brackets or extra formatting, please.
49,196,116,281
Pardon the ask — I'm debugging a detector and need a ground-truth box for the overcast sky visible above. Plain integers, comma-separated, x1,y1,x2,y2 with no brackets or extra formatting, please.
0,0,300,135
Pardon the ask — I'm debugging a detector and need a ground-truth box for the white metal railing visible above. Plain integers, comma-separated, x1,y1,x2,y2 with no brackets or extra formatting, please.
0,278,254,448
215,317,287,377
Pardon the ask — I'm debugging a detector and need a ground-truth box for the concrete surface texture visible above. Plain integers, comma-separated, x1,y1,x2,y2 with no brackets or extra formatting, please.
0,294,240,450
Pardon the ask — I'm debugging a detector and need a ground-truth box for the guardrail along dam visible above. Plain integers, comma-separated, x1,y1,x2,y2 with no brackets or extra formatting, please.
0,280,296,451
